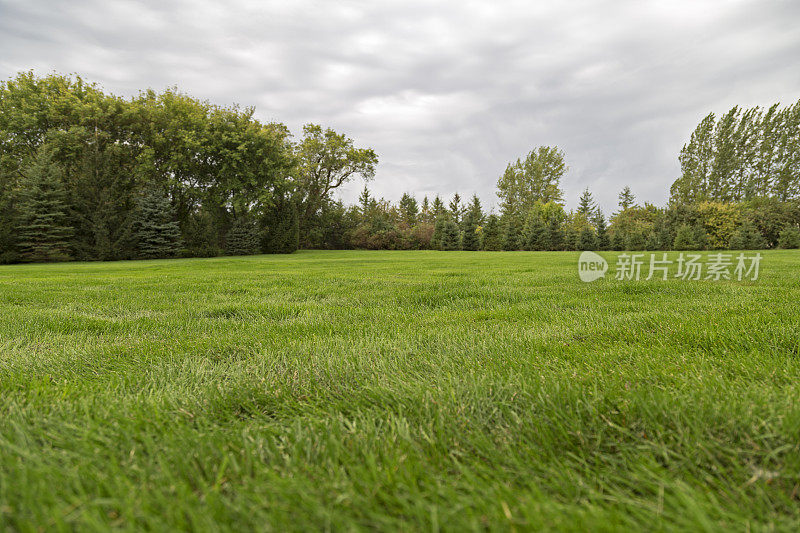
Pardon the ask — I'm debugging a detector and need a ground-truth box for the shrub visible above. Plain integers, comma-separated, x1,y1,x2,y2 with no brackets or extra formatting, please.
778,226,800,249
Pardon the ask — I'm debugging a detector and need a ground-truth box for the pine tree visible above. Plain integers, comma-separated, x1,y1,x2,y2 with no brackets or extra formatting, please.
673,224,698,250
482,214,503,251
523,213,547,250
398,193,418,226
262,198,299,254
502,216,522,251
577,227,597,251
618,186,635,211
131,189,182,259
358,186,371,222
448,193,463,224
577,188,596,217
611,231,625,251
431,217,445,250
225,217,260,256
440,219,461,251
461,210,480,251
546,217,564,251
17,148,73,262
595,212,610,250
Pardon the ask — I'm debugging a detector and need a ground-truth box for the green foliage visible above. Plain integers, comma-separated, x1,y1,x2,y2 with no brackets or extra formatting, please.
497,146,566,219
673,224,699,250
778,226,800,248
461,211,480,251
502,216,522,251
226,217,260,256
595,213,610,250
481,215,503,251
262,199,299,254
670,100,800,204
577,227,597,251
131,189,182,259
729,220,766,250
296,124,378,244
618,186,636,211
439,219,461,251
16,147,74,262
522,212,547,251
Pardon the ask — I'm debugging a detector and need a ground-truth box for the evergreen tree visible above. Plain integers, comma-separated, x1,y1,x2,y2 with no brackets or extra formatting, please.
693,225,708,250
673,224,699,250
546,217,564,251
358,186,371,221
131,189,182,259
431,217,445,250
440,219,461,250
577,227,597,251
262,198,299,254
523,213,547,250
482,214,503,251
464,195,484,230
618,186,635,211
448,193,463,225
398,193,419,226
729,220,766,249
610,231,625,251
225,217,260,256
778,226,800,249
563,226,578,251
626,230,647,251
17,148,74,262
461,210,480,251
595,212,610,250
502,216,522,251
577,188,596,217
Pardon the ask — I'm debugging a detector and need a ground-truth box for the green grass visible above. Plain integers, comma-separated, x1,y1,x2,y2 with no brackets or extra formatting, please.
1,250,799,531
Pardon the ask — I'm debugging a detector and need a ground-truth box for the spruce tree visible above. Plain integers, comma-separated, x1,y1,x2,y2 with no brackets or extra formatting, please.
431,217,445,250
546,217,564,251
611,231,625,251
523,213,547,250
577,227,597,251
226,217,260,256
502,216,522,251
17,148,73,262
132,189,182,259
440,219,461,250
461,211,480,251
481,214,503,251
595,212,610,250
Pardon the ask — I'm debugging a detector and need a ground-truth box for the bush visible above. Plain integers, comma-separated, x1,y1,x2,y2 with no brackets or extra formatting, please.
673,224,698,250
777,226,800,249
729,221,766,250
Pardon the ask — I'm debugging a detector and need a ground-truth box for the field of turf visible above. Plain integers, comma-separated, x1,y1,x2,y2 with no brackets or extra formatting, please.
1,250,799,531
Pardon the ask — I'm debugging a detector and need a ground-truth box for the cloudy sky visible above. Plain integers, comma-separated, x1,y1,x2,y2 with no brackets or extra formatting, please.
2,0,799,213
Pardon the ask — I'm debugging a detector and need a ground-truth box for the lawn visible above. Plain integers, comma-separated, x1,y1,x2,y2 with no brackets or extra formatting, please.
1,250,799,531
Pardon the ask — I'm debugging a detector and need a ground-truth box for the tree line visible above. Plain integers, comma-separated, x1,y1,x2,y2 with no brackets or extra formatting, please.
0,72,376,263
1,72,799,263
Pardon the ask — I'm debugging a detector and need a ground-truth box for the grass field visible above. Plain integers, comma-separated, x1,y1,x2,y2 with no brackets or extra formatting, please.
1,250,799,531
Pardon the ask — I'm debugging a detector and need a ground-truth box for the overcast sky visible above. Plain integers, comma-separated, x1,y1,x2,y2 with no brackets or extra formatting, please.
2,0,799,213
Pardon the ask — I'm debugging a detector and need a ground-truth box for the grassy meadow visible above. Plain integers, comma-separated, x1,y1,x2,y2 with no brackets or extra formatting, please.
1,250,799,531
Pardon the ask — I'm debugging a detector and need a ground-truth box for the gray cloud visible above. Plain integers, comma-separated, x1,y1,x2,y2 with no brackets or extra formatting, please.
2,0,799,213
